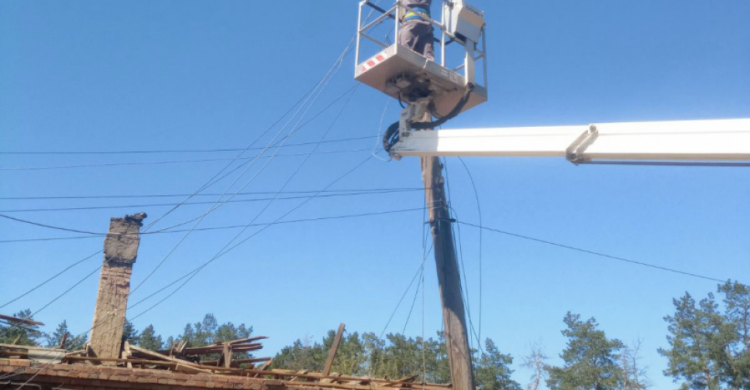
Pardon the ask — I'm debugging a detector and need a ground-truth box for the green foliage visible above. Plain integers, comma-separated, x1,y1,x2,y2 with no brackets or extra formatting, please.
660,281,750,390
0,309,44,346
171,313,254,362
717,281,750,389
273,337,327,372
138,325,164,351
122,319,140,345
545,312,625,390
272,330,520,389
45,320,87,351
475,339,521,390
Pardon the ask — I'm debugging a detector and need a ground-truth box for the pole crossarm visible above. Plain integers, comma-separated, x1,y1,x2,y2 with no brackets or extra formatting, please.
390,118,750,163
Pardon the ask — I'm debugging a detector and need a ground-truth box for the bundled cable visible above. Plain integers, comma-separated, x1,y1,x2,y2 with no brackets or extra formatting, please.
383,83,475,153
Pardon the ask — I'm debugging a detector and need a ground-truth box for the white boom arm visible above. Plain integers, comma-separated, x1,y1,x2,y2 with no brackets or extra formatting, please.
389,118,750,164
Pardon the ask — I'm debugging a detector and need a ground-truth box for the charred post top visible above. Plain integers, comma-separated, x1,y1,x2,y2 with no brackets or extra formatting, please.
104,212,147,265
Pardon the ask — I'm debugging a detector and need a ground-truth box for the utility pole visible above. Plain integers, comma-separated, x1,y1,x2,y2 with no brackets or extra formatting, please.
89,213,146,363
419,116,475,390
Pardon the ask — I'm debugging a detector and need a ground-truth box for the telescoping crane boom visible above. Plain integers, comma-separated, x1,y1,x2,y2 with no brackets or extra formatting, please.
388,116,750,165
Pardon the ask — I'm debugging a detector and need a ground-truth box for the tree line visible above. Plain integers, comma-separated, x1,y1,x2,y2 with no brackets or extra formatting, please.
1,280,747,389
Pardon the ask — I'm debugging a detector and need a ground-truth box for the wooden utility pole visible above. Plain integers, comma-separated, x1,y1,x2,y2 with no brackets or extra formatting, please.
89,213,146,363
419,116,475,390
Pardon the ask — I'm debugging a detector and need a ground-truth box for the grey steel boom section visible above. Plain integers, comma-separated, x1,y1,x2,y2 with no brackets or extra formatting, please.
389,118,750,163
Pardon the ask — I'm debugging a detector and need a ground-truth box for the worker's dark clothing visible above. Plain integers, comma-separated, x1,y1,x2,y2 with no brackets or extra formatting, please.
398,0,434,60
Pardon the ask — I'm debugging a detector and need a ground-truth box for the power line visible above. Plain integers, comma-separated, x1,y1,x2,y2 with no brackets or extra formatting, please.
1,207,424,329
0,136,376,156
126,156,375,317
0,187,422,201
0,251,101,309
457,157,484,345
122,0,388,311
0,208,425,244
128,83,364,307
141,83,361,233
457,221,730,283
0,214,105,236
129,62,357,295
0,188,423,213
0,148,370,171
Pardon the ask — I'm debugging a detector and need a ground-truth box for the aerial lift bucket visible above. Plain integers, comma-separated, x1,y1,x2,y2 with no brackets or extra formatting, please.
354,0,488,116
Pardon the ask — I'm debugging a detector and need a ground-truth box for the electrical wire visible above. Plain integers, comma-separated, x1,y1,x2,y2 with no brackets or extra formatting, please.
443,159,481,353
0,147,370,172
128,0,383,295
127,155,375,320
0,187,420,201
25,265,102,318
379,244,434,339
0,251,101,309
0,136,376,156
371,97,392,162
0,208,426,244
130,75,354,295
0,214,106,236
456,221,731,283
0,188,421,214
402,266,424,334
457,157,483,345
138,64,357,239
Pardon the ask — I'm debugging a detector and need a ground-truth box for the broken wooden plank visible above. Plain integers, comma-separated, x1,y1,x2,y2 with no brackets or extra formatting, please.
234,357,272,364
221,343,232,369
129,344,206,371
220,336,269,345
0,314,44,327
323,323,345,377
57,332,68,350
253,359,273,377
181,343,262,355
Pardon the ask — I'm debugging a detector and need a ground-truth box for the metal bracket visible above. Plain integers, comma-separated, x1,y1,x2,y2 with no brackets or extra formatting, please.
565,124,599,165
399,98,433,137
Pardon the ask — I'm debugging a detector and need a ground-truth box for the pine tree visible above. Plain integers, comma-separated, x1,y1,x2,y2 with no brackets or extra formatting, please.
717,281,750,388
475,339,521,390
0,309,43,346
272,328,520,389
138,325,164,351
45,320,87,351
545,312,624,390
122,319,140,345
660,281,750,390
659,293,726,390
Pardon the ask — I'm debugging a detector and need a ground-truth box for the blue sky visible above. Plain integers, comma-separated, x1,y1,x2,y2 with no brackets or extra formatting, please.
1,1,749,389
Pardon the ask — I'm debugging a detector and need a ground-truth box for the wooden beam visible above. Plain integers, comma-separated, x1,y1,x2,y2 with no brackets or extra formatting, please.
0,314,44,327
221,343,232,368
57,332,68,350
128,344,207,372
181,343,262,355
323,323,345,376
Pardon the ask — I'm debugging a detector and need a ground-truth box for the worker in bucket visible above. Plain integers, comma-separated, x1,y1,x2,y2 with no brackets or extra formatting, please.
398,0,434,60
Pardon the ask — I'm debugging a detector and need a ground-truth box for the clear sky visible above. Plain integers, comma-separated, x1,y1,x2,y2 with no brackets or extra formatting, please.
1,1,749,389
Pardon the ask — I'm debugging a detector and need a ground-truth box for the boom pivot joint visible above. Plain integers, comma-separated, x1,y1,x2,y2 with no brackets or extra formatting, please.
565,125,599,165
